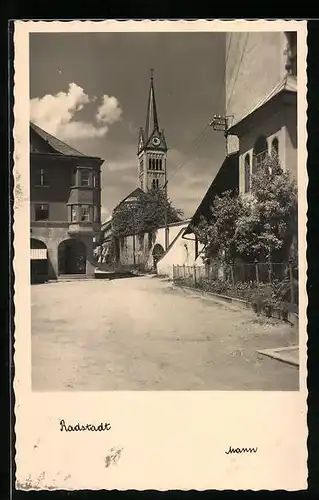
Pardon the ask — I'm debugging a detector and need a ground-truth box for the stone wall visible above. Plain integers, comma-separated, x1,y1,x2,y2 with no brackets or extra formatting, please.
116,220,192,270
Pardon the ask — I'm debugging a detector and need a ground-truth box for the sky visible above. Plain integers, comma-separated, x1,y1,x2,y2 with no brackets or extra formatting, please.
29,32,226,221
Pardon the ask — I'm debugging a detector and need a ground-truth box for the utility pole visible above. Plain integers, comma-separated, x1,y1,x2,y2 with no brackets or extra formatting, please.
163,179,168,250
209,114,232,156
132,207,136,266
126,195,139,267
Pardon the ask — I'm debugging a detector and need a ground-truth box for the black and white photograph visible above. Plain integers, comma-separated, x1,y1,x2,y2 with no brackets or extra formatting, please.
13,20,308,491
29,29,300,391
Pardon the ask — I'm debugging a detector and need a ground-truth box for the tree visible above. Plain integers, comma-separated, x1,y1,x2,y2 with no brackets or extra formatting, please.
193,155,298,264
192,190,247,264
236,155,298,262
112,188,184,238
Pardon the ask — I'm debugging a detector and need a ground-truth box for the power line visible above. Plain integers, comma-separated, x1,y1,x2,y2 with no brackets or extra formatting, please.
226,32,249,112
168,124,211,182
225,32,233,66
164,123,211,185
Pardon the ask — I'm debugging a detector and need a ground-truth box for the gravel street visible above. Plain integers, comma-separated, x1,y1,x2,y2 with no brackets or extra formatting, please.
31,275,299,391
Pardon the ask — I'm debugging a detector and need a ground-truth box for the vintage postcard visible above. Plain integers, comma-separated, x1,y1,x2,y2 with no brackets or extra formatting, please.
13,19,308,490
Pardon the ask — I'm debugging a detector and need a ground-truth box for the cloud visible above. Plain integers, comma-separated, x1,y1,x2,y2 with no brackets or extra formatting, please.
96,95,122,125
30,83,122,141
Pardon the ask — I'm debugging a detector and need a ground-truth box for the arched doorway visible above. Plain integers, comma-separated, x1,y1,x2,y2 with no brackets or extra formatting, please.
58,239,86,275
30,238,48,283
152,243,165,269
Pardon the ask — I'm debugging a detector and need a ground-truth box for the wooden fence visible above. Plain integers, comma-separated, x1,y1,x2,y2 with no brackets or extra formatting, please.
172,261,299,307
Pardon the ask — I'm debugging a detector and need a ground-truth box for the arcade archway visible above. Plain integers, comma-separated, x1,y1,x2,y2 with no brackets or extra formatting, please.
58,239,86,275
30,238,48,283
152,243,165,269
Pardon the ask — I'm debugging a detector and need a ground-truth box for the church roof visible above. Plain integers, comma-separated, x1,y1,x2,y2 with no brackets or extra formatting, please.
30,122,90,158
113,187,144,211
144,70,160,141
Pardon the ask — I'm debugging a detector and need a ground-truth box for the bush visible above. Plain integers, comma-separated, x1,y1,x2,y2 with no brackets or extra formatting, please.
174,273,297,321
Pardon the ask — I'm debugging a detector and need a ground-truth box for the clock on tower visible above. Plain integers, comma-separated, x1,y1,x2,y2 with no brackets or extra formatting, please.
137,70,168,193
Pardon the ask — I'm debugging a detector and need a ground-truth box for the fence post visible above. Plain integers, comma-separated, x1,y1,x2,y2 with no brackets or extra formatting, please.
255,259,259,285
183,264,185,279
289,260,294,307
230,264,235,288
193,265,197,286
268,260,272,284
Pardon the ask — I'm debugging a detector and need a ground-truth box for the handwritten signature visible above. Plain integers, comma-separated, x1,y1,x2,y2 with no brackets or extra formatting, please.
225,446,258,454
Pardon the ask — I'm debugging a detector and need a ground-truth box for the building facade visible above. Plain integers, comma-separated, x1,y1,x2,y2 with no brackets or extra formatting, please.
171,31,298,276
137,71,168,192
30,122,104,282
225,31,297,195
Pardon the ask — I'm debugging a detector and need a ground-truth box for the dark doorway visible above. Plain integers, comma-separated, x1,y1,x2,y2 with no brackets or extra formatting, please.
30,238,48,283
152,243,165,269
58,239,86,275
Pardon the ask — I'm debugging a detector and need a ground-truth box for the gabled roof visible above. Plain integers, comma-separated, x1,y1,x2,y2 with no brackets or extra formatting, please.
144,128,168,151
183,151,239,236
101,218,113,230
30,122,86,157
113,187,144,211
245,74,296,117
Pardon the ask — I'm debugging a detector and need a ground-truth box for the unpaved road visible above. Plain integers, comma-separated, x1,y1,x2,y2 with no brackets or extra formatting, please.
31,275,299,391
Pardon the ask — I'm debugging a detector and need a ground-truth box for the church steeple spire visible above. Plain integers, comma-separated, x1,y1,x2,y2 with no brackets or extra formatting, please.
137,70,167,193
145,68,159,141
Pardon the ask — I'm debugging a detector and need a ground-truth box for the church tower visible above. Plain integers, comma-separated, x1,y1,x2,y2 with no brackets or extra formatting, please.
137,70,168,193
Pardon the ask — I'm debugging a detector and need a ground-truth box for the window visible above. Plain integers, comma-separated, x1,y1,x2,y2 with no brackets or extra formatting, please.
80,170,90,187
35,168,49,186
244,154,251,193
93,171,99,188
80,205,90,222
35,204,49,221
156,179,159,188
271,137,279,157
253,136,268,173
93,205,99,222
152,179,156,190
71,206,77,222
71,168,77,186
159,159,162,171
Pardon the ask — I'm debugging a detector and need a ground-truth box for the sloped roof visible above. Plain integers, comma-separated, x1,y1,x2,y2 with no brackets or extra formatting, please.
183,151,239,235
145,72,159,142
246,74,297,117
138,71,167,153
30,122,86,157
227,75,297,136
113,187,144,211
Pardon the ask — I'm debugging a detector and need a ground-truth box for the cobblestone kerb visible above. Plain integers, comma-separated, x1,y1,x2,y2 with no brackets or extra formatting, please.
172,282,298,326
